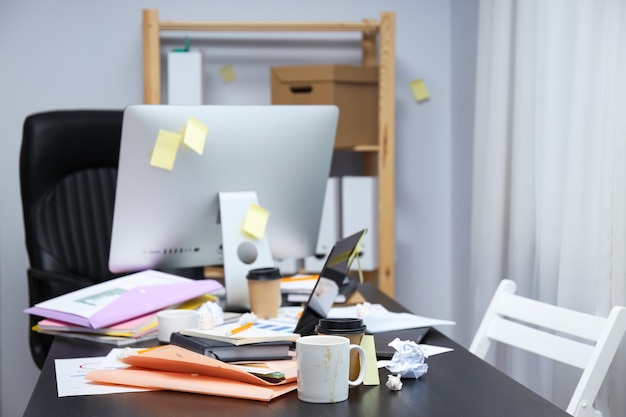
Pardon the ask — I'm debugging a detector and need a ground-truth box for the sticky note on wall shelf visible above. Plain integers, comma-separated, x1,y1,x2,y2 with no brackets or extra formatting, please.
150,130,182,170
220,65,237,84
242,204,270,239
182,117,209,155
410,79,430,102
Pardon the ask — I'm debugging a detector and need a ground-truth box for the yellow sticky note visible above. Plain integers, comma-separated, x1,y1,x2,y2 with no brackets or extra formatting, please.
220,65,237,83
410,79,430,102
242,204,270,239
361,335,380,386
150,129,182,170
182,117,209,155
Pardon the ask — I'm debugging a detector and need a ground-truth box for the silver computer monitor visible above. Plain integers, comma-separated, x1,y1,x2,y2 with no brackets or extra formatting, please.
109,105,338,295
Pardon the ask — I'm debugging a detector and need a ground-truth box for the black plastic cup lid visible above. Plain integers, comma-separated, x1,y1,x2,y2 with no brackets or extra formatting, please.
315,318,367,334
247,267,281,280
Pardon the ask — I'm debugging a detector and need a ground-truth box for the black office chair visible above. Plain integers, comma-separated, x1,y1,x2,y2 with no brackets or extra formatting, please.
20,110,205,369
20,110,126,369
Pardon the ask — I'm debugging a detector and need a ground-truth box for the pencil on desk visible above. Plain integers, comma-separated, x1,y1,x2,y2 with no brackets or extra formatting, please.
226,321,253,336
137,346,161,354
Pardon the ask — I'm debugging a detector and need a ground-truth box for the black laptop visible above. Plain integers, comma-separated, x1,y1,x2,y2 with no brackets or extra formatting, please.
292,229,367,337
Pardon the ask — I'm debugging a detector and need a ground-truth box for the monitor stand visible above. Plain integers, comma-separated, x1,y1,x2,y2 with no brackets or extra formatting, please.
218,191,275,311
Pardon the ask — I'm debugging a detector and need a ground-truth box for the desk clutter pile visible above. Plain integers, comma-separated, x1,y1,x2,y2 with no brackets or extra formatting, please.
25,269,302,400
25,269,455,402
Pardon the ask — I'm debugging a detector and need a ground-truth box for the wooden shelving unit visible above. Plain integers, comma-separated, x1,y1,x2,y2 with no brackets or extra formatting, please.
141,9,396,296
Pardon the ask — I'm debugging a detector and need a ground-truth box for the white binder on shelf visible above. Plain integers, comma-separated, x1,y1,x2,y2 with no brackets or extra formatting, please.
304,177,341,273
167,50,203,105
341,176,378,271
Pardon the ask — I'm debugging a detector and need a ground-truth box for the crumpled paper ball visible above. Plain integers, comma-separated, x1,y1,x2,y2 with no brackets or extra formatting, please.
385,338,428,379
355,301,372,317
197,301,224,329
238,312,258,326
385,374,403,391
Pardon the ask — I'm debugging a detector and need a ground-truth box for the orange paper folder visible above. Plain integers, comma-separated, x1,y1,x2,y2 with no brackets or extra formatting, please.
85,345,297,401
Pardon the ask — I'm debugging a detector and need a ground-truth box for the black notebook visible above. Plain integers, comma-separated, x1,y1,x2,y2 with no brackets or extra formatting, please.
170,332,292,362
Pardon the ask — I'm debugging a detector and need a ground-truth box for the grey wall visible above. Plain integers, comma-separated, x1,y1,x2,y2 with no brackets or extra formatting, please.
0,1,478,415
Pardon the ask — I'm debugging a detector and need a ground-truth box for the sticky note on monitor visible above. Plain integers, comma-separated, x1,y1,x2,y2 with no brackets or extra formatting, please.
242,204,270,239
150,129,182,170
410,79,430,102
182,117,209,155
220,65,237,84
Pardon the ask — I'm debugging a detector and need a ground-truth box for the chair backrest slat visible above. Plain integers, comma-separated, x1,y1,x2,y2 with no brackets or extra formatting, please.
487,316,594,369
470,279,626,417
497,292,606,342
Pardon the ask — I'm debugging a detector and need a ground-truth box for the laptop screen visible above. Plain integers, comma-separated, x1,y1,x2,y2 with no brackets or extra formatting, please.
293,229,367,336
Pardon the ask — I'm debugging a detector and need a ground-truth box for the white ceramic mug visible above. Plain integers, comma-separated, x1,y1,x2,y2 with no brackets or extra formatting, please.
296,335,366,403
157,310,199,343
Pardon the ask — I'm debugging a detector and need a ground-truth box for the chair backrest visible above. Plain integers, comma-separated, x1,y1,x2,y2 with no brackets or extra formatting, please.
469,279,626,417
20,110,124,368
20,110,206,368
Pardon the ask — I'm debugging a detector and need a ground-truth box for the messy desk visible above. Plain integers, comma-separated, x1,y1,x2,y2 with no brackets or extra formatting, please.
24,284,570,417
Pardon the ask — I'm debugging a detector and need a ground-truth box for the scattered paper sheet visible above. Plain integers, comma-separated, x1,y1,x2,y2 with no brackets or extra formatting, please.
220,65,237,83
328,304,455,333
182,117,208,155
418,344,454,357
55,348,151,397
410,79,430,102
242,204,270,239
150,129,182,170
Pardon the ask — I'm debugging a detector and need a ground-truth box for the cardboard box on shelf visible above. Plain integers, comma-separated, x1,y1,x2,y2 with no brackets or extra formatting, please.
270,65,378,148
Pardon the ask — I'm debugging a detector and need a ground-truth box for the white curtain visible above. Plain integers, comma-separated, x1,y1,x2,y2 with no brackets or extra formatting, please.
470,0,626,415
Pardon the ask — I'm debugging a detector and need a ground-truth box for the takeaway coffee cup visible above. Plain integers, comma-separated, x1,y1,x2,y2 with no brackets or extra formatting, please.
315,317,367,380
246,267,281,319
296,335,366,403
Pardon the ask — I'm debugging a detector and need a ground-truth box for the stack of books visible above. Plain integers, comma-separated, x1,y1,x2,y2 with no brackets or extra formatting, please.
171,323,300,362
25,270,224,346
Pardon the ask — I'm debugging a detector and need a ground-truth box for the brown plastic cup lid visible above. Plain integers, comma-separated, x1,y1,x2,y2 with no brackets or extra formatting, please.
247,267,281,281
315,317,367,334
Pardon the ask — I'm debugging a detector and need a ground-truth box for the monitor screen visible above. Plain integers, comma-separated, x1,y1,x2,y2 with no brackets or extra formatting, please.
109,105,338,283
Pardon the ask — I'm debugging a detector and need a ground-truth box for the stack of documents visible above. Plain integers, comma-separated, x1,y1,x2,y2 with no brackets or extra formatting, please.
35,313,159,346
24,270,223,346
280,275,357,304
85,345,297,401
171,321,299,361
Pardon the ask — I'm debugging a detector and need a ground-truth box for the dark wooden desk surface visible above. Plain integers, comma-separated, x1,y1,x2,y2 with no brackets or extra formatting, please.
24,284,569,417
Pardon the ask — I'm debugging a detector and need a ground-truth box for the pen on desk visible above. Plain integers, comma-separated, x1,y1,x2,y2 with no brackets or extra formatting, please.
226,321,253,336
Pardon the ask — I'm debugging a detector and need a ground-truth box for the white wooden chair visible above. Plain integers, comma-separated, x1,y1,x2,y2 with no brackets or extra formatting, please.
469,279,626,417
